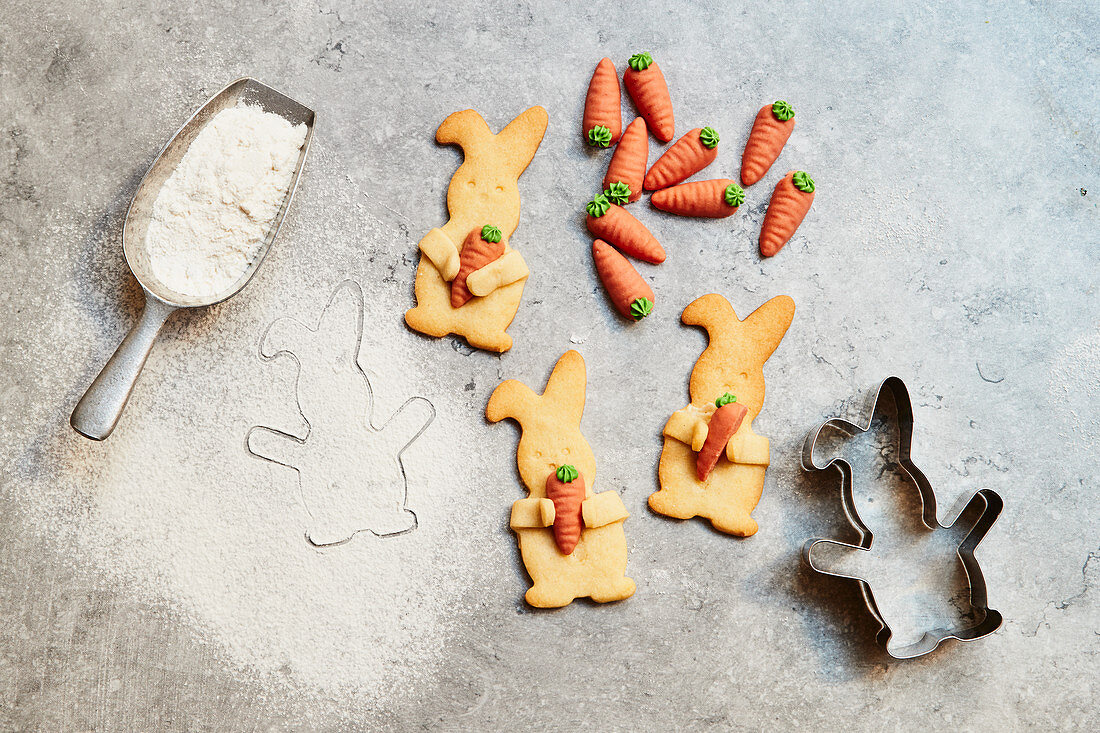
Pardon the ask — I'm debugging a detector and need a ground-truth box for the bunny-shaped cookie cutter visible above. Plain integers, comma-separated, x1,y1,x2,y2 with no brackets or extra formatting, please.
801,376,1004,659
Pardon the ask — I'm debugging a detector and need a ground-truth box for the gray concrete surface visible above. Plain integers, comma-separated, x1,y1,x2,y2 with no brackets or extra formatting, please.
2,0,1098,730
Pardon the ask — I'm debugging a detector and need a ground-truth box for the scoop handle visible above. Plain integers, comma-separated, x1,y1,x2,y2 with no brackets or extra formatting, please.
71,295,176,440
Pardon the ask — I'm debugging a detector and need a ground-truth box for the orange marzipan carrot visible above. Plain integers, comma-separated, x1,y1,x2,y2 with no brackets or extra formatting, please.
623,52,674,142
586,196,666,264
450,226,505,308
592,239,655,321
643,127,719,191
697,401,748,481
602,117,648,202
583,57,622,147
651,179,744,218
760,170,815,258
545,466,585,554
741,101,795,186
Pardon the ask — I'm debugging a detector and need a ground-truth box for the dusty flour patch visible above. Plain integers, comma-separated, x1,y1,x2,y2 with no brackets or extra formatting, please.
9,150,469,712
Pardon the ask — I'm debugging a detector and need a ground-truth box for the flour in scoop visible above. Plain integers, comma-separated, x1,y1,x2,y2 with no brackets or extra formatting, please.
144,103,307,298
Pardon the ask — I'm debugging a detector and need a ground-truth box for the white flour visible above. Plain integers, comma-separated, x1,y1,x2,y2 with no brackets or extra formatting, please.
144,104,307,298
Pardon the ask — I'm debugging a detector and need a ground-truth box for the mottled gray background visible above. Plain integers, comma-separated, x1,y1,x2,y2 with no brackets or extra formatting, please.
1,0,1098,730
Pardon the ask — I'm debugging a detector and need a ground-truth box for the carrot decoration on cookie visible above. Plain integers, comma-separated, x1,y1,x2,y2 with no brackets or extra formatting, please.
602,117,648,202
586,193,666,264
592,239,655,321
643,127,719,190
652,179,744,218
697,393,749,481
545,464,586,554
741,101,795,186
623,52,674,142
760,171,815,257
583,57,622,147
450,225,505,308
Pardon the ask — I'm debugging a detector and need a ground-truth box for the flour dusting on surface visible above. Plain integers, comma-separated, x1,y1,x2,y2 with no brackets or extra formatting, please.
144,104,307,298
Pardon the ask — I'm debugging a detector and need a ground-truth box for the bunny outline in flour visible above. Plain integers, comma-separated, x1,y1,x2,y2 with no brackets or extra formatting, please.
247,280,435,547
801,376,1004,658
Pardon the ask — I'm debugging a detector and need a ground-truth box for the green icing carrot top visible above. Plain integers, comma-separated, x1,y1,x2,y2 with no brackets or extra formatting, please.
480,225,502,243
699,127,720,149
586,193,611,217
628,52,653,71
793,171,815,193
724,183,745,207
587,125,613,148
605,181,631,205
772,100,795,121
715,392,738,407
630,297,653,321
556,464,579,482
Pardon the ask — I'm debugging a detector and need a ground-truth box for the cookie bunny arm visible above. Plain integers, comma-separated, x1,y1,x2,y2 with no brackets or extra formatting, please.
726,424,770,466
418,228,462,281
581,491,629,528
466,250,529,297
510,497,555,528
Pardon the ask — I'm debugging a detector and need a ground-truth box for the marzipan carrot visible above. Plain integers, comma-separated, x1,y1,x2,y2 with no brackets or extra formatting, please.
545,464,585,554
760,171,815,257
451,225,505,307
583,57,622,147
643,127,719,190
592,239,655,321
697,393,748,481
741,101,795,186
623,52,674,142
586,193,666,264
651,179,744,218
602,117,648,201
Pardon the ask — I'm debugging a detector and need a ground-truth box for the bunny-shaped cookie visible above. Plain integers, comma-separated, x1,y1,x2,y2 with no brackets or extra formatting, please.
248,281,435,546
405,106,548,353
650,293,795,536
487,350,635,607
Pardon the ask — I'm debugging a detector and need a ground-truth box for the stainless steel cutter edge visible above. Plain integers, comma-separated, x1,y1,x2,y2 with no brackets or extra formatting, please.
800,376,1004,659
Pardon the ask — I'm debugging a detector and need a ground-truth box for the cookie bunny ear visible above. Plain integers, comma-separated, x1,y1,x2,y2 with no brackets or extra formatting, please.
738,295,795,364
486,379,540,426
682,293,739,346
436,109,492,152
495,106,549,178
540,350,587,425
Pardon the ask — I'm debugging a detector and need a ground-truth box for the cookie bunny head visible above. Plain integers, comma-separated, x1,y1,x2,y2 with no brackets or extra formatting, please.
437,107,549,238
683,293,795,420
486,350,596,497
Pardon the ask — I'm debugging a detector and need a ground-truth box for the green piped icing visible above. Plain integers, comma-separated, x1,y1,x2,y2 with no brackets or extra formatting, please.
699,127,720,149
772,100,795,121
587,125,613,148
628,52,653,71
793,171,815,193
715,392,738,407
586,193,611,217
724,183,745,207
556,464,579,482
630,297,653,321
605,181,632,205
480,225,502,243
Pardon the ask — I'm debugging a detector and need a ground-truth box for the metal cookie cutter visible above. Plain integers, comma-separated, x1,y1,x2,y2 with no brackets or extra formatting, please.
801,376,1003,659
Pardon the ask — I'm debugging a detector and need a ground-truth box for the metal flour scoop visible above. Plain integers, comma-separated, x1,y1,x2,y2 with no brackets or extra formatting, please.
71,78,315,440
